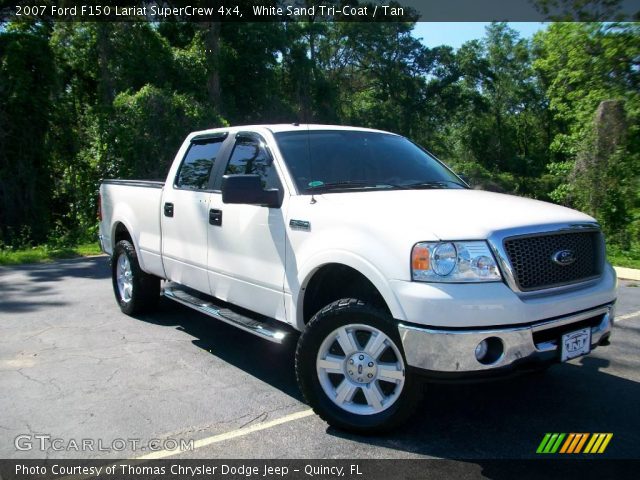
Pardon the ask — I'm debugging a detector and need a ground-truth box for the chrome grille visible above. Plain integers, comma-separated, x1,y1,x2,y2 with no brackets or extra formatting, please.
503,231,603,291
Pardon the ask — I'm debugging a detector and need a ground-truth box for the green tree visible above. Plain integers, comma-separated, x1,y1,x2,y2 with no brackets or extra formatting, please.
533,24,639,195
312,20,429,135
109,85,221,180
0,30,56,244
431,24,550,195
534,22,640,245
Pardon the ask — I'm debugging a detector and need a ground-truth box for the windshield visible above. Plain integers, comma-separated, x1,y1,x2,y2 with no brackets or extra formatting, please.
274,130,466,193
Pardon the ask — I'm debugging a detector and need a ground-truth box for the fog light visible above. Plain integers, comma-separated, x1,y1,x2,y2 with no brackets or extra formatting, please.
475,340,489,361
474,337,504,365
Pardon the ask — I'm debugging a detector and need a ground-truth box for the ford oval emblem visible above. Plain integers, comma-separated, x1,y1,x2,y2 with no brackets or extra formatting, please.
552,249,576,266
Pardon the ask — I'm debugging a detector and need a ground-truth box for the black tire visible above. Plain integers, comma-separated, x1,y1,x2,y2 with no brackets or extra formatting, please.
295,298,421,434
111,240,160,315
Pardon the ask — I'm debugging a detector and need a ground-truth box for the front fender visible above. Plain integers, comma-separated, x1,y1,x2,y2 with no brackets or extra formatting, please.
293,250,408,331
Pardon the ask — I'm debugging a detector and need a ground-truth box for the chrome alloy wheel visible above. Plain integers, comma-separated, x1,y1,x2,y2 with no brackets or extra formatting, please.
316,324,405,415
116,253,133,303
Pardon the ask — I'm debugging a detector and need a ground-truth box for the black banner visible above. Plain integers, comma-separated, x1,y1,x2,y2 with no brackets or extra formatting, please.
1,459,640,480
2,0,640,23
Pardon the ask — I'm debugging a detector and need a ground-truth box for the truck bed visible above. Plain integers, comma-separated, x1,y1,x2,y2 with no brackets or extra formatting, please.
99,179,166,278
102,179,165,189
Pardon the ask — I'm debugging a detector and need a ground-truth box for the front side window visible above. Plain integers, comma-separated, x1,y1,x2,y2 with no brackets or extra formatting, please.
224,136,281,190
175,139,224,190
274,130,466,193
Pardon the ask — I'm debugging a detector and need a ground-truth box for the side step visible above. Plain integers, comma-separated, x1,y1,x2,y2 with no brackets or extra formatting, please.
162,283,291,344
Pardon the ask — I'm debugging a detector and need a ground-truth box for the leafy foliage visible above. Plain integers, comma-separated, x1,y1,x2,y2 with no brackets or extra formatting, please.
534,23,639,244
0,31,55,244
0,20,638,262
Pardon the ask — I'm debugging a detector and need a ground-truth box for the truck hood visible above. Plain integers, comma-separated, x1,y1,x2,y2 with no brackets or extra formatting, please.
315,189,597,240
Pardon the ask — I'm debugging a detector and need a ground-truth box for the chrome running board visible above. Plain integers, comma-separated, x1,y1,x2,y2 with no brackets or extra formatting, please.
162,283,291,344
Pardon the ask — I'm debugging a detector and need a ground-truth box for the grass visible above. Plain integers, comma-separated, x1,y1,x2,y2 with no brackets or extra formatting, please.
0,242,103,266
607,243,640,270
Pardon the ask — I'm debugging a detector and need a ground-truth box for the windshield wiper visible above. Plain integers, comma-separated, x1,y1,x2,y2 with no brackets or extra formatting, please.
402,180,467,189
306,181,404,192
305,180,466,192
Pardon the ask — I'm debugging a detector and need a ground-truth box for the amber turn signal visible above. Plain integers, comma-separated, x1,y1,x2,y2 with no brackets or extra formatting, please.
412,245,430,271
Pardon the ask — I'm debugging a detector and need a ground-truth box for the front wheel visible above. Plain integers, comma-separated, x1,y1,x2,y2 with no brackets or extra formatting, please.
295,298,421,433
111,240,160,315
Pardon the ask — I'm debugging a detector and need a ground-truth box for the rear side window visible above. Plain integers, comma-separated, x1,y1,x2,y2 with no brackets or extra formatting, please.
175,139,224,190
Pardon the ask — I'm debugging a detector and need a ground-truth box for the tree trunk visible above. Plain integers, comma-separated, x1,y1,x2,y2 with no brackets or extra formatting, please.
96,23,114,107
203,22,222,114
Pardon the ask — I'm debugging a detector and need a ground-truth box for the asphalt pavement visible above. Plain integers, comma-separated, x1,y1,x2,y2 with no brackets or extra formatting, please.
1,256,639,461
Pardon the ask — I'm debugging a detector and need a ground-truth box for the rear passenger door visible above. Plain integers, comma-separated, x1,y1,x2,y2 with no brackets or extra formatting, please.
161,134,228,293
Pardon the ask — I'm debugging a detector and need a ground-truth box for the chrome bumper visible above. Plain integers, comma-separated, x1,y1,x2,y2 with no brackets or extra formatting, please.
398,304,614,373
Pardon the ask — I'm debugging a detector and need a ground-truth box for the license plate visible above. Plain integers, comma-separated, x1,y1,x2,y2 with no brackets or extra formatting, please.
561,327,592,362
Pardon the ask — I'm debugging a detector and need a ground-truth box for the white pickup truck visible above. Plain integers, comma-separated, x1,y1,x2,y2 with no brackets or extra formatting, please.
99,124,616,432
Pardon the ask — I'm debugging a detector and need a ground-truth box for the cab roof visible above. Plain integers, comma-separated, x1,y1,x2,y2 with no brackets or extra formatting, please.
190,124,398,138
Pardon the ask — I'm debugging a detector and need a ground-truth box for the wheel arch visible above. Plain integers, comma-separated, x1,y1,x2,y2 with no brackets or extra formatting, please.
110,219,143,267
294,252,407,331
113,221,133,245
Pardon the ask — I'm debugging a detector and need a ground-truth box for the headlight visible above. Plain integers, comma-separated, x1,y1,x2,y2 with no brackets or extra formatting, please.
411,241,501,282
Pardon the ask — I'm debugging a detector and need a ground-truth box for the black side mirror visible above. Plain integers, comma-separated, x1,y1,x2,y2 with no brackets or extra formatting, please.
222,175,281,208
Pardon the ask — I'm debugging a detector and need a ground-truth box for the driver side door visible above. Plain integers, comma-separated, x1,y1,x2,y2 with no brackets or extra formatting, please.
206,132,288,321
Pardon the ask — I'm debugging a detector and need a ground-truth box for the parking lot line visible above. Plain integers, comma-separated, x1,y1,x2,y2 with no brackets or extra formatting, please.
135,409,315,460
616,309,640,321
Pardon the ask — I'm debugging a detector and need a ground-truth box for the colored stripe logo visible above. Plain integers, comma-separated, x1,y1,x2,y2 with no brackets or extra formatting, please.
537,433,613,454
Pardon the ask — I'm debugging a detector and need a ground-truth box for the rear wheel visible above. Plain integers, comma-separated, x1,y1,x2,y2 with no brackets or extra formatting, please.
111,240,160,315
296,298,421,433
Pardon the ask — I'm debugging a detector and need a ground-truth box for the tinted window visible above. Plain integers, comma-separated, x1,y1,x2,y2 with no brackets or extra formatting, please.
224,137,281,189
274,130,464,193
175,140,224,190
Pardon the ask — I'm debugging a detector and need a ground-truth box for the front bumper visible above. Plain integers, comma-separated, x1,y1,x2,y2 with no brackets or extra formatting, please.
398,303,614,375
